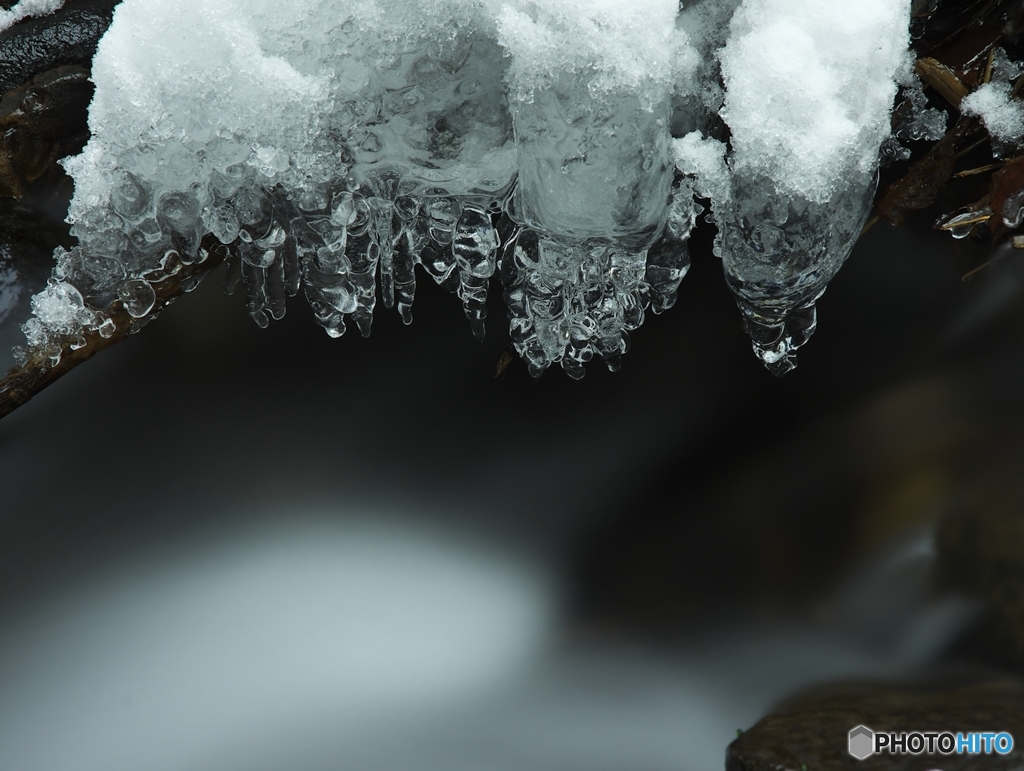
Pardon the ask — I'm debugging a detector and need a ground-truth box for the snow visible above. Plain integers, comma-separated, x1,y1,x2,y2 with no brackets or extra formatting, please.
20,0,921,376
0,0,63,33
961,83,1024,145
672,131,730,204
719,0,912,203
494,0,690,106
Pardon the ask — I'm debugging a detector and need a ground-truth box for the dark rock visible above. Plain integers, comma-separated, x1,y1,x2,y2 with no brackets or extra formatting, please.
0,65,93,199
0,63,82,372
727,680,1024,771
0,1,118,95
0,142,75,374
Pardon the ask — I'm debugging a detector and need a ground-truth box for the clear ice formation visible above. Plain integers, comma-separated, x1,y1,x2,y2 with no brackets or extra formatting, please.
680,0,913,374
18,0,916,377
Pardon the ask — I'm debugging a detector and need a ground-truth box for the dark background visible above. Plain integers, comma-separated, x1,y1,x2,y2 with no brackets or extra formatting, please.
1,195,1018,768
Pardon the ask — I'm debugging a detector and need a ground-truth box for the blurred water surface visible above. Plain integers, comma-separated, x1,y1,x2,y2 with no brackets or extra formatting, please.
0,213,1021,769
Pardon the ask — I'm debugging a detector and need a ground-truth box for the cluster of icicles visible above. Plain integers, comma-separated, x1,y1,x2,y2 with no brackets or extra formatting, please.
18,0,913,377
23,117,697,380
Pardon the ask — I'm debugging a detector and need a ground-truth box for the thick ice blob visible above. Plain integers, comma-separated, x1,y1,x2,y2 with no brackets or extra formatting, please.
710,0,911,373
496,0,693,377
57,0,518,344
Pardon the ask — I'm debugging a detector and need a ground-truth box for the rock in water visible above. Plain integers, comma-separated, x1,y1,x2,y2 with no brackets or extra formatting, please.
0,65,93,199
727,680,1024,771
0,0,117,95
938,465,1024,666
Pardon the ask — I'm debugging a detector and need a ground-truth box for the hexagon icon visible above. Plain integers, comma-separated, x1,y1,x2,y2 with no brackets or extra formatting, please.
848,725,875,760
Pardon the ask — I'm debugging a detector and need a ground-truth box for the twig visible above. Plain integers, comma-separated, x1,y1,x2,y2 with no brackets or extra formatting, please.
0,239,224,419
955,135,989,160
1011,73,1024,101
493,343,516,379
953,163,1002,178
962,260,993,281
983,47,996,85
859,215,879,238
940,212,991,230
915,57,970,108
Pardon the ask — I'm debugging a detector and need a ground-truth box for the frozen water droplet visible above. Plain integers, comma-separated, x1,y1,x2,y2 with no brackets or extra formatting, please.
97,317,117,339
355,312,373,338
453,207,498,278
255,225,286,250
561,358,586,380
1002,190,1024,229
426,198,461,245
206,203,240,244
234,186,271,229
156,190,200,233
330,191,356,227
117,279,157,318
110,171,151,220
240,243,277,269
718,170,876,373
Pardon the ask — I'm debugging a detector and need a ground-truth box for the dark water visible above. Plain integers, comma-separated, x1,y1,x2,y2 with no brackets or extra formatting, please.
0,192,1020,768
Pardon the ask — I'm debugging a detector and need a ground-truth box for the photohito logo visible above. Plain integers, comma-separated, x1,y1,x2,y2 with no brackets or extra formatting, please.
848,725,1014,760
848,726,874,760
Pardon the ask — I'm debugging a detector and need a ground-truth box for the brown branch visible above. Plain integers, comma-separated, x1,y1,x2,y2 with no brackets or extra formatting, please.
0,239,224,419
875,119,975,226
915,57,970,109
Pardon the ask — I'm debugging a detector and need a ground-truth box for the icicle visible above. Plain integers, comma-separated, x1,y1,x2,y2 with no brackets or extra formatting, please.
14,0,918,380
709,0,912,373
496,0,692,376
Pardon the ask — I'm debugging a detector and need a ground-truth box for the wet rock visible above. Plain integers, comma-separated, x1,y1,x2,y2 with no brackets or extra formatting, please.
0,244,56,376
0,61,79,373
0,165,74,374
0,0,117,95
727,680,1024,771
0,65,92,199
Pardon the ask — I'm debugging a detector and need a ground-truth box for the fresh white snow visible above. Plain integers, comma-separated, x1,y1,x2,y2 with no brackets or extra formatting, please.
0,0,64,33
719,0,912,203
962,82,1024,145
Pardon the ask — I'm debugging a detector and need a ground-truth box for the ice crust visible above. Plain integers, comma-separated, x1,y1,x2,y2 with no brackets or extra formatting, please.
20,0,917,376
894,77,947,144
